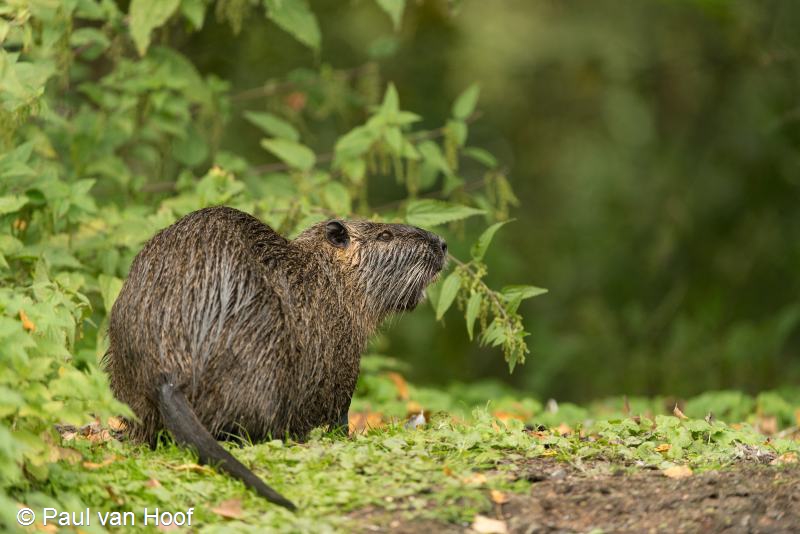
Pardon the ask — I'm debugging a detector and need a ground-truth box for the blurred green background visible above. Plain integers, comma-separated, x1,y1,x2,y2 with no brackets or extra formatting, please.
12,0,793,403
170,0,800,401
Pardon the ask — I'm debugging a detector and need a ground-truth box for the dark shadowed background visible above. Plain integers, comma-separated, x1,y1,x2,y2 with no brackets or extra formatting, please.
177,0,800,401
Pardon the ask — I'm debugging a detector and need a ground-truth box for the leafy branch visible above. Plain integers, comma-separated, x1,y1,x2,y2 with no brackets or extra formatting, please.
433,223,547,372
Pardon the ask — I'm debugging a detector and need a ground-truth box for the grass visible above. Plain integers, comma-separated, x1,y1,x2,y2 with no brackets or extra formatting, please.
9,360,800,532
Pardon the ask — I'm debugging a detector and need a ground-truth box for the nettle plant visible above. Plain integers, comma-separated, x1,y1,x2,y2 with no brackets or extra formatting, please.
0,0,544,505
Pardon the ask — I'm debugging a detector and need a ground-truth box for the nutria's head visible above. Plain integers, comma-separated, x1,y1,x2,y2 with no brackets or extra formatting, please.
293,219,447,315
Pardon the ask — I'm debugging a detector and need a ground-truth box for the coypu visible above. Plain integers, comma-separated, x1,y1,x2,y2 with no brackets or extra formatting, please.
104,206,447,510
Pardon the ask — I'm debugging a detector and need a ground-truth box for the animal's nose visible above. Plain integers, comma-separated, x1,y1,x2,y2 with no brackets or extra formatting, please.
430,234,447,255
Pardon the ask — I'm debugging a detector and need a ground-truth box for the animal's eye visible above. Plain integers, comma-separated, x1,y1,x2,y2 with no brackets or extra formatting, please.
377,230,393,242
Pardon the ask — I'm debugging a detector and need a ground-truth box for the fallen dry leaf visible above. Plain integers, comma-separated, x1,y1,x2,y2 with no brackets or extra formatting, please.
386,372,409,400
462,472,488,486
673,404,688,420
556,423,572,436
493,411,525,423
19,309,35,332
105,484,124,506
348,411,384,434
662,465,693,479
758,416,778,435
107,416,127,431
83,456,117,470
655,443,672,453
490,489,509,504
211,498,243,519
406,400,423,414
770,452,798,465
86,429,113,443
78,421,114,443
471,515,508,534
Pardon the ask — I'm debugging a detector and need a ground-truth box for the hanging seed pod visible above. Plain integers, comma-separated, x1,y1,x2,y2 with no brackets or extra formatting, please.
444,127,459,173
355,62,381,108
393,154,404,185
406,158,420,197
367,147,378,176
378,142,390,176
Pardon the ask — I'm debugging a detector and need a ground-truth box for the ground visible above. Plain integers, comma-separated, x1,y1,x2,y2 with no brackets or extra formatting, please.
8,380,800,533
355,459,800,534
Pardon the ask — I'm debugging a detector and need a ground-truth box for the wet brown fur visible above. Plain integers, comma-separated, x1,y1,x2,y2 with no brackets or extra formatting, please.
105,206,446,444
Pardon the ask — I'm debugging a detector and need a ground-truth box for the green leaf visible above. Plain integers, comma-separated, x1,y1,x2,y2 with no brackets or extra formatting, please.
471,220,513,260
98,275,123,312
0,195,28,215
172,123,208,166
375,0,406,31
417,141,452,176
452,83,480,120
0,235,23,270
480,318,506,347
69,28,110,51
380,83,400,116
334,125,380,162
395,111,422,125
264,0,321,51
501,285,548,301
0,56,56,112
465,291,482,340
463,146,498,168
261,138,316,171
406,199,485,227
180,0,207,29
322,181,351,215
384,127,403,155
244,111,300,141
368,35,400,59
129,0,180,56
436,271,462,320
447,119,468,146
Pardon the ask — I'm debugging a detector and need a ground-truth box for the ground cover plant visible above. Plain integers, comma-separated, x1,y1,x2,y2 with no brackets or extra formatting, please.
28,378,800,532
2,1,800,532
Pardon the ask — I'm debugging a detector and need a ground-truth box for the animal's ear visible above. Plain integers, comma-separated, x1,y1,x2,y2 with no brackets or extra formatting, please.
325,220,350,248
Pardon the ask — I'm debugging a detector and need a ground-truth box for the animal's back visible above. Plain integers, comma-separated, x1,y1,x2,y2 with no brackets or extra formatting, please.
106,206,296,442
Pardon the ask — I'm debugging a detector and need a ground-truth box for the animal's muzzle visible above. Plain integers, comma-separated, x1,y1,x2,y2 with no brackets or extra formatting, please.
423,231,448,268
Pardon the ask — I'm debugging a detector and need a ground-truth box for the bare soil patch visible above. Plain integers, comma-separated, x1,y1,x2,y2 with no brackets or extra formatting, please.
354,459,800,533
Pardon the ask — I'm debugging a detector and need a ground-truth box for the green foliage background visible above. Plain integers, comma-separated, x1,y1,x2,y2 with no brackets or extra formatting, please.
1,0,542,511
2,0,800,523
